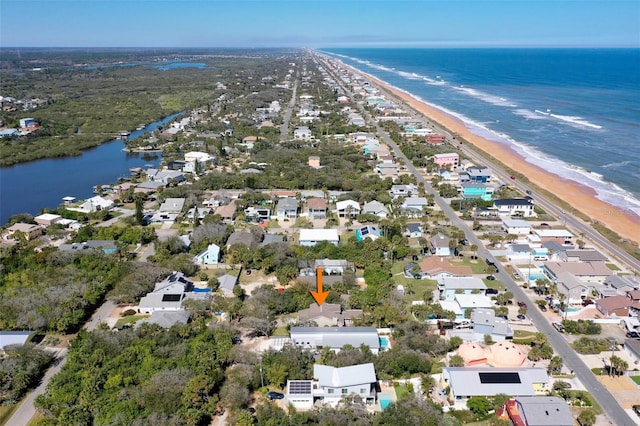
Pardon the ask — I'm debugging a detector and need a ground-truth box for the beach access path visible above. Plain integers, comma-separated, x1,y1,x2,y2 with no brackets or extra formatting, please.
318,53,634,425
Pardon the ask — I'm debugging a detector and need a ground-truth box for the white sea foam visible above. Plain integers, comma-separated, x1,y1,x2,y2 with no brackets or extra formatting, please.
535,109,603,130
453,86,517,107
512,109,547,120
601,160,631,169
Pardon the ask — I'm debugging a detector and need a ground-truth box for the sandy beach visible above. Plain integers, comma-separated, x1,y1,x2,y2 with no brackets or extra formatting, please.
341,64,640,246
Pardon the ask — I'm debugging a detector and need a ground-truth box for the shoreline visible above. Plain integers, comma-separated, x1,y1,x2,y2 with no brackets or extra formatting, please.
340,62,640,245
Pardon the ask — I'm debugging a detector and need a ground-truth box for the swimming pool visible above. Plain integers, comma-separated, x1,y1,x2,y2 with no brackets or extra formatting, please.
379,395,393,410
379,336,391,349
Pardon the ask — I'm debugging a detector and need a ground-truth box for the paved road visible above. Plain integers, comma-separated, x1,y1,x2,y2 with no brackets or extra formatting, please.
318,53,635,426
6,349,68,426
280,78,298,142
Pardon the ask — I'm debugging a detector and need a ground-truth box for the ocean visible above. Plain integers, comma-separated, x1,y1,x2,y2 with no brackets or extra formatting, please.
321,48,640,218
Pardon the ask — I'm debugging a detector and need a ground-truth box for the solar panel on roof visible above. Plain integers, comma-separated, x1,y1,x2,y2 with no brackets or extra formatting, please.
162,294,182,302
288,381,312,394
479,372,521,384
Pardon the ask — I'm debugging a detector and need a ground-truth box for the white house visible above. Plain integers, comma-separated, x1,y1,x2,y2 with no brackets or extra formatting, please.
502,218,531,236
335,200,361,218
66,196,114,214
290,327,380,353
493,198,536,217
294,126,313,141
299,229,340,246
193,243,220,265
286,363,377,409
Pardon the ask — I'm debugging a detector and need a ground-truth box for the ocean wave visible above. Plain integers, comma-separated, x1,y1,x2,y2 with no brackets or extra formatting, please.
453,86,517,107
512,109,547,120
600,160,631,169
534,109,603,130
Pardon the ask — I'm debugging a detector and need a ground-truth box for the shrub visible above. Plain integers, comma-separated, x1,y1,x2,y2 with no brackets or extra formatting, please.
121,309,137,317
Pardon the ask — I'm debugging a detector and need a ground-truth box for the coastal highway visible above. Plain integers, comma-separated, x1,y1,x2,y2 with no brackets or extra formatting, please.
370,81,640,273
318,54,635,425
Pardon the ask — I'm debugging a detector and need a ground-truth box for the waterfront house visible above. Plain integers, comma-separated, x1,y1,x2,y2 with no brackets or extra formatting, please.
461,182,494,201
7,223,43,241
493,197,535,217
543,261,612,283
433,153,459,168
146,169,184,185
34,213,62,226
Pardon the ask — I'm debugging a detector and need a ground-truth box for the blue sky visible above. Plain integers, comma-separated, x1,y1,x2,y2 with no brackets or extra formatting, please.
1,0,638,48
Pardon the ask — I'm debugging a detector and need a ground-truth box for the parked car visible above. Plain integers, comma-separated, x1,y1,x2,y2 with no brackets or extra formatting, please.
517,314,526,320
267,391,284,400
633,405,640,417
582,299,594,306
486,288,499,295
538,304,547,312
517,301,527,308
626,331,640,338
512,272,521,280
552,322,565,332
486,275,496,281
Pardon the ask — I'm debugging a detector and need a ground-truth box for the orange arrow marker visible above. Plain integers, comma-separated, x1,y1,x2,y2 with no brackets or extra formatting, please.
310,267,330,306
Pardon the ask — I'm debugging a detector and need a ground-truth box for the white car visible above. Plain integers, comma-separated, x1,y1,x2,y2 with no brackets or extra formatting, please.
512,272,521,280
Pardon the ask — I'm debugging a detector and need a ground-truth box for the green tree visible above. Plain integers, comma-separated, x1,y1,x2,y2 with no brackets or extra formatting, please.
578,408,596,426
548,356,563,375
135,195,145,225
449,355,465,367
467,396,492,416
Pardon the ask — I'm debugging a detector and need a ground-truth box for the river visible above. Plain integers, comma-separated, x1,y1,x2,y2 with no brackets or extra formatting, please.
0,113,181,225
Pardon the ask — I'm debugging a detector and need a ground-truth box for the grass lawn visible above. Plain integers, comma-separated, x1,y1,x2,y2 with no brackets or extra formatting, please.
606,263,621,271
513,329,538,345
451,257,489,274
483,278,505,290
631,375,640,385
114,314,148,328
393,383,413,400
0,404,19,426
272,326,289,337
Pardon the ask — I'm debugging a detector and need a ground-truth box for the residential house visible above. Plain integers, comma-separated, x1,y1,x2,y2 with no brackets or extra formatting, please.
622,339,640,366
418,257,473,279
596,295,640,317
604,275,640,295
375,162,399,179
6,223,43,240
136,310,190,329
218,274,239,296
0,331,34,350
508,244,532,259
308,156,321,168
315,259,354,275
441,367,550,404
559,249,608,263
502,218,531,236
307,198,328,219
438,276,488,301
401,197,429,212
362,200,389,218
462,166,492,183
493,197,536,217
556,271,589,305
429,233,453,256
406,222,422,238
355,225,381,242
67,195,114,213
533,229,574,245
34,213,62,226
335,200,360,218
215,200,237,223
185,207,211,224
285,363,377,409
184,151,213,165
297,303,363,327
544,261,613,284
226,231,256,249
461,182,494,201
294,126,313,141
146,168,185,185
389,183,418,198
299,229,340,246
245,206,271,221
138,272,195,313
276,197,299,219
454,294,495,313
426,134,445,145
471,308,514,341
59,240,119,255
433,153,459,168
506,397,574,426
193,243,220,265
159,198,186,214
289,327,380,353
